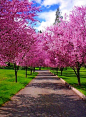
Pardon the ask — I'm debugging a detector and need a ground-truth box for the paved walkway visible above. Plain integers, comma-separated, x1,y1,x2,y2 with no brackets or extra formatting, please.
0,70,86,117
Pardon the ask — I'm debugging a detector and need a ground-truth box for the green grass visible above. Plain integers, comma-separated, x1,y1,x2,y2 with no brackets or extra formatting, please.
35,67,50,70
0,69,38,106
51,67,86,96
41,67,50,70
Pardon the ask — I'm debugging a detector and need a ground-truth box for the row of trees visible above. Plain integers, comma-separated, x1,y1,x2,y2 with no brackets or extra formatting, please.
0,0,41,81
0,0,86,85
39,6,86,85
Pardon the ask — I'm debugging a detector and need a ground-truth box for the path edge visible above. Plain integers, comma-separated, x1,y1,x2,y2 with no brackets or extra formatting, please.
1,72,39,107
60,78,86,100
49,71,86,101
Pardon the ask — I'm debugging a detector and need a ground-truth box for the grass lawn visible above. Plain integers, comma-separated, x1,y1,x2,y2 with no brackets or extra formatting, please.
0,69,38,106
35,67,50,70
51,67,86,96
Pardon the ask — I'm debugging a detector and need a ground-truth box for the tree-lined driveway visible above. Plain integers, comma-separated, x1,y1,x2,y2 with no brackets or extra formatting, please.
0,70,86,117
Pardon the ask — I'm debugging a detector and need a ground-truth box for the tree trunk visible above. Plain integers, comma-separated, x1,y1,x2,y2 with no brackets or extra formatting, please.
60,67,64,76
8,62,10,66
39,67,41,70
14,63,17,82
65,67,67,70
77,67,81,85
56,68,58,75
61,70,62,76
15,70,17,82
26,66,27,78
30,68,32,75
72,66,81,86
33,67,35,73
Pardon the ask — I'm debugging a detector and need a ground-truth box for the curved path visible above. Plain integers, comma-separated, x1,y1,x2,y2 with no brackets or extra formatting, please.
0,70,86,117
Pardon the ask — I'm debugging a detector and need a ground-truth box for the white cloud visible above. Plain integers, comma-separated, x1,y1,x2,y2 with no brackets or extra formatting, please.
42,0,60,6
38,11,56,22
35,21,47,31
73,0,86,7
37,10,56,31
60,0,86,18
28,0,31,2
34,0,41,3
29,0,41,3
36,0,86,31
42,0,86,16
42,0,86,8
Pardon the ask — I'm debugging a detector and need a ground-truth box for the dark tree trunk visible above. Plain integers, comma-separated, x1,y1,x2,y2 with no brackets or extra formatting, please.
30,68,32,75
39,67,41,70
33,67,35,73
15,70,17,82
61,70,62,76
60,67,64,76
8,62,10,66
14,63,17,82
72,63,81,86
65,67,67,70
77,67,81,85
26,66,27,78
56,68,59,75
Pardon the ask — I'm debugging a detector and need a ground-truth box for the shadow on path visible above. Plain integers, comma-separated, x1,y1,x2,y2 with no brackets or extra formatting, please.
0,93,86,117
0,70,86,117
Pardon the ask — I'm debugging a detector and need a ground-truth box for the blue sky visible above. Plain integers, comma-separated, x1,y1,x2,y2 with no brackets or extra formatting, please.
30,0,86,32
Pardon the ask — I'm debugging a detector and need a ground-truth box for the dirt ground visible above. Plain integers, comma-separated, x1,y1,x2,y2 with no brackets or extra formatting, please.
0,70,86,117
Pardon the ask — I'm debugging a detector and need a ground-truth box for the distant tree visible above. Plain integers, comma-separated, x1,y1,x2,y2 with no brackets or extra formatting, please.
54,7,63,24
38,30,42,33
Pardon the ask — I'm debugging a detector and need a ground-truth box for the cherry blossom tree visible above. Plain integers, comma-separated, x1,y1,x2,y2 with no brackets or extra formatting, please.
18,28,38,77
65,6,86,85
0,0,40,81
0,0,39,64
42,6,86,85
1,0,86,86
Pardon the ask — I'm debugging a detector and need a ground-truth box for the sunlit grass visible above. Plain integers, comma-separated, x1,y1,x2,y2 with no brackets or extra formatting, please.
0,69,38,106
35,67,50,70
51,67,86,95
